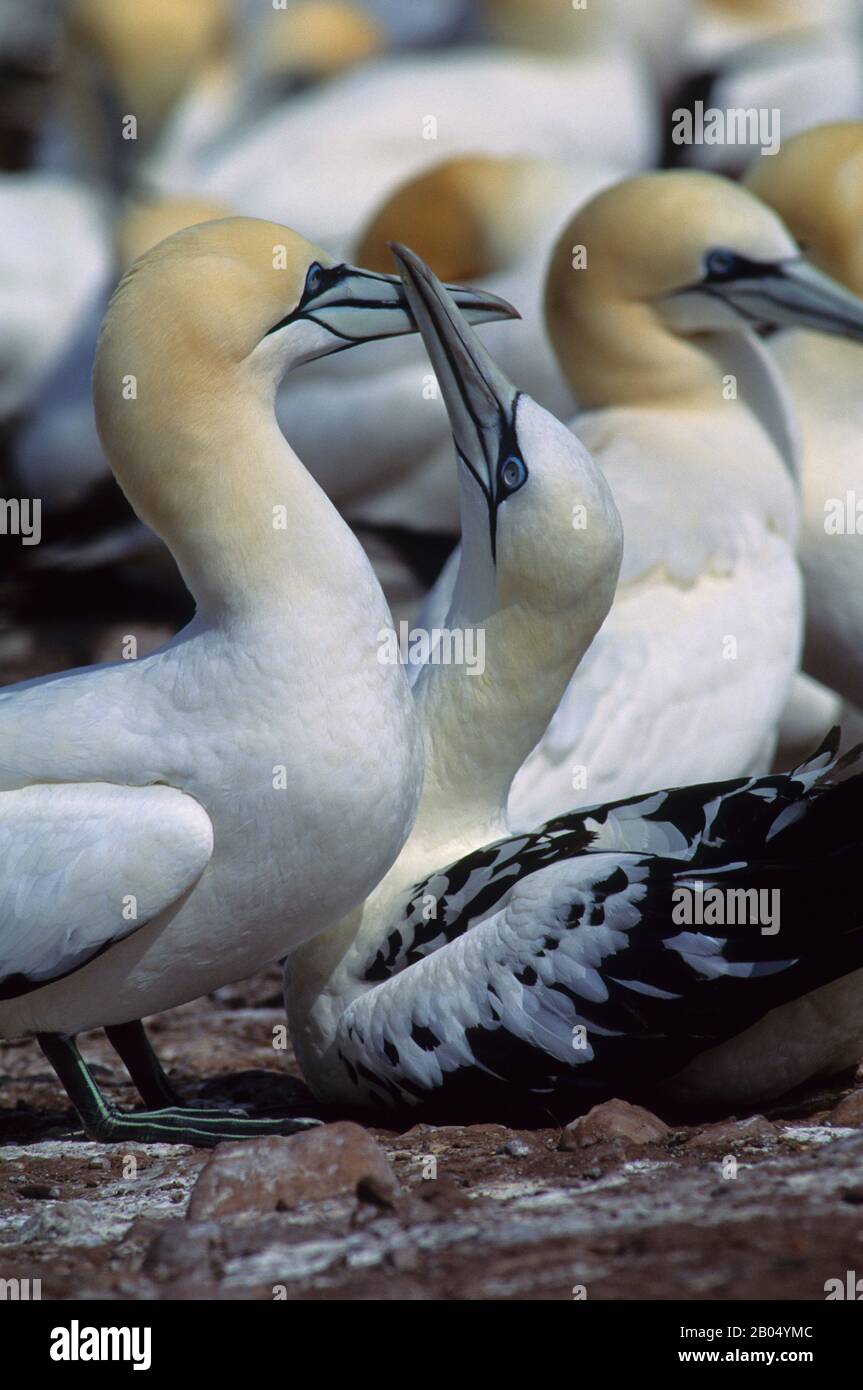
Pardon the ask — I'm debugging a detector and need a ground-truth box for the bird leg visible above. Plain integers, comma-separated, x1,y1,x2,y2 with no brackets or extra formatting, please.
37,1032,320,1147
104,1020,183,1109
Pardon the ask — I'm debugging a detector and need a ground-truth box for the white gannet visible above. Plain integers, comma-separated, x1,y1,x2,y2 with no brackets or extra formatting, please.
668,0,863,175
143,0,658,255
744,122,863,711
423,171,863,825
0,173,109,423
150,2,389,188
38,0,231,185
286,250,863,1118
0,217,516,1146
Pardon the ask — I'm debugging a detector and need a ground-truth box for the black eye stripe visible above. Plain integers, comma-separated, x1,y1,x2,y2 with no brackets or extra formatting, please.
702,248,789,284
264,262,350,336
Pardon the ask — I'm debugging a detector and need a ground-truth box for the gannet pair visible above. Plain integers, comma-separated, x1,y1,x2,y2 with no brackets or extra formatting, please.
286,253,863,1117
419,170,863,823
0,218,515,1145
745,122,863,712
279,153,614,537
14,154,609,577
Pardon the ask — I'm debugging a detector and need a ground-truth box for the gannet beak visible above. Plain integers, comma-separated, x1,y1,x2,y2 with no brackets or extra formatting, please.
684,254,863,342
390,242,522,556
277,260,519,353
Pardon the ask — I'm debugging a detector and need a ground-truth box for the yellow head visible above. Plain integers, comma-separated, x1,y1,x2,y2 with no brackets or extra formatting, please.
355,156,541,284
745,122,863,294
257,1,383,85
93,218,517,570
67,0,231,141
545,170,863,406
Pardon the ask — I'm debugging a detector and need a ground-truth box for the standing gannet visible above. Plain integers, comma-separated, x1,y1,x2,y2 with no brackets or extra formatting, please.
0,218,516,1146
744,122,863,711
286,252,863,1118
494,172,863,825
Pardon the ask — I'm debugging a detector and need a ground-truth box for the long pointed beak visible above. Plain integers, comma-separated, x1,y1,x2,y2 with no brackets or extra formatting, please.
389,243,522,528
707,257,863,341
303,262,520,346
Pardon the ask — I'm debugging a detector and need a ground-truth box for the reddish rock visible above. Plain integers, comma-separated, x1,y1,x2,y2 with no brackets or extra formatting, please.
559,1099,671,1150
830,1089,863,1127
686,1115,778,1149
187,1122,400,1221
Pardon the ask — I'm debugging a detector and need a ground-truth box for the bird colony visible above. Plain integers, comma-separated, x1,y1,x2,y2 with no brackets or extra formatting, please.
1,0,863,1186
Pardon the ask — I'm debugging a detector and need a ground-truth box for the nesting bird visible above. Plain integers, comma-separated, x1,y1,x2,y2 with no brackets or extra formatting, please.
0,218,515,1145
286,252,863,1119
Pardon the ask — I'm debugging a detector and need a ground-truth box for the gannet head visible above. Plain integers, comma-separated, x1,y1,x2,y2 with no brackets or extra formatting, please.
392,245,622,620
256,2,384,89
67,0,231,141
355,155,550,284
745,122,863,295
96,216,518,406
114,196,234,274
546,171,863,400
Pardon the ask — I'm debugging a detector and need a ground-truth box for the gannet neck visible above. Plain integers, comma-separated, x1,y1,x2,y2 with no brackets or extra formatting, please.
95,366,357,620
410,599,600,857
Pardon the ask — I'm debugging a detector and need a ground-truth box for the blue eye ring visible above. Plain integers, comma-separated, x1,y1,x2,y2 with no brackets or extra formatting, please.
499,455,528,494
705,248,738,279
305,262,324,297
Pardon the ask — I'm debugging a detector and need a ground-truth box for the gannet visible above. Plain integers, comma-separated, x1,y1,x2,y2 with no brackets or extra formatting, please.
151,2,388,188
669,0,863,175
14,155,608,578
286,251,863,1118
0,173,109,422
40,0,231,183
0,218,516,1146
144,0,658,255
745,122,863,711
424,172,863,825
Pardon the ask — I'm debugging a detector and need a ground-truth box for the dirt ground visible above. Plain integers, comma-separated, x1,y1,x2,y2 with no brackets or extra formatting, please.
1,962,862,1302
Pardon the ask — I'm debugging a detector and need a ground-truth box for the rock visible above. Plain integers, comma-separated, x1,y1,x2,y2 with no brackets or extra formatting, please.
143,1220,223,1282
559,1099,671,1151
187,1122,400,1221
500,1137,533,1158
686,1115,778,1149
830,1090,863,1127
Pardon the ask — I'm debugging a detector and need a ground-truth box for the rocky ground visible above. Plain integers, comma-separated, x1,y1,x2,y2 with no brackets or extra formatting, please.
2,964,863,1302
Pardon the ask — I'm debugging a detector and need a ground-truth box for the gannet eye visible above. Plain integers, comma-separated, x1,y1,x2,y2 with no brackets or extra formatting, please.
499,455,528,494
704,249,739,280
305,262,325,298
